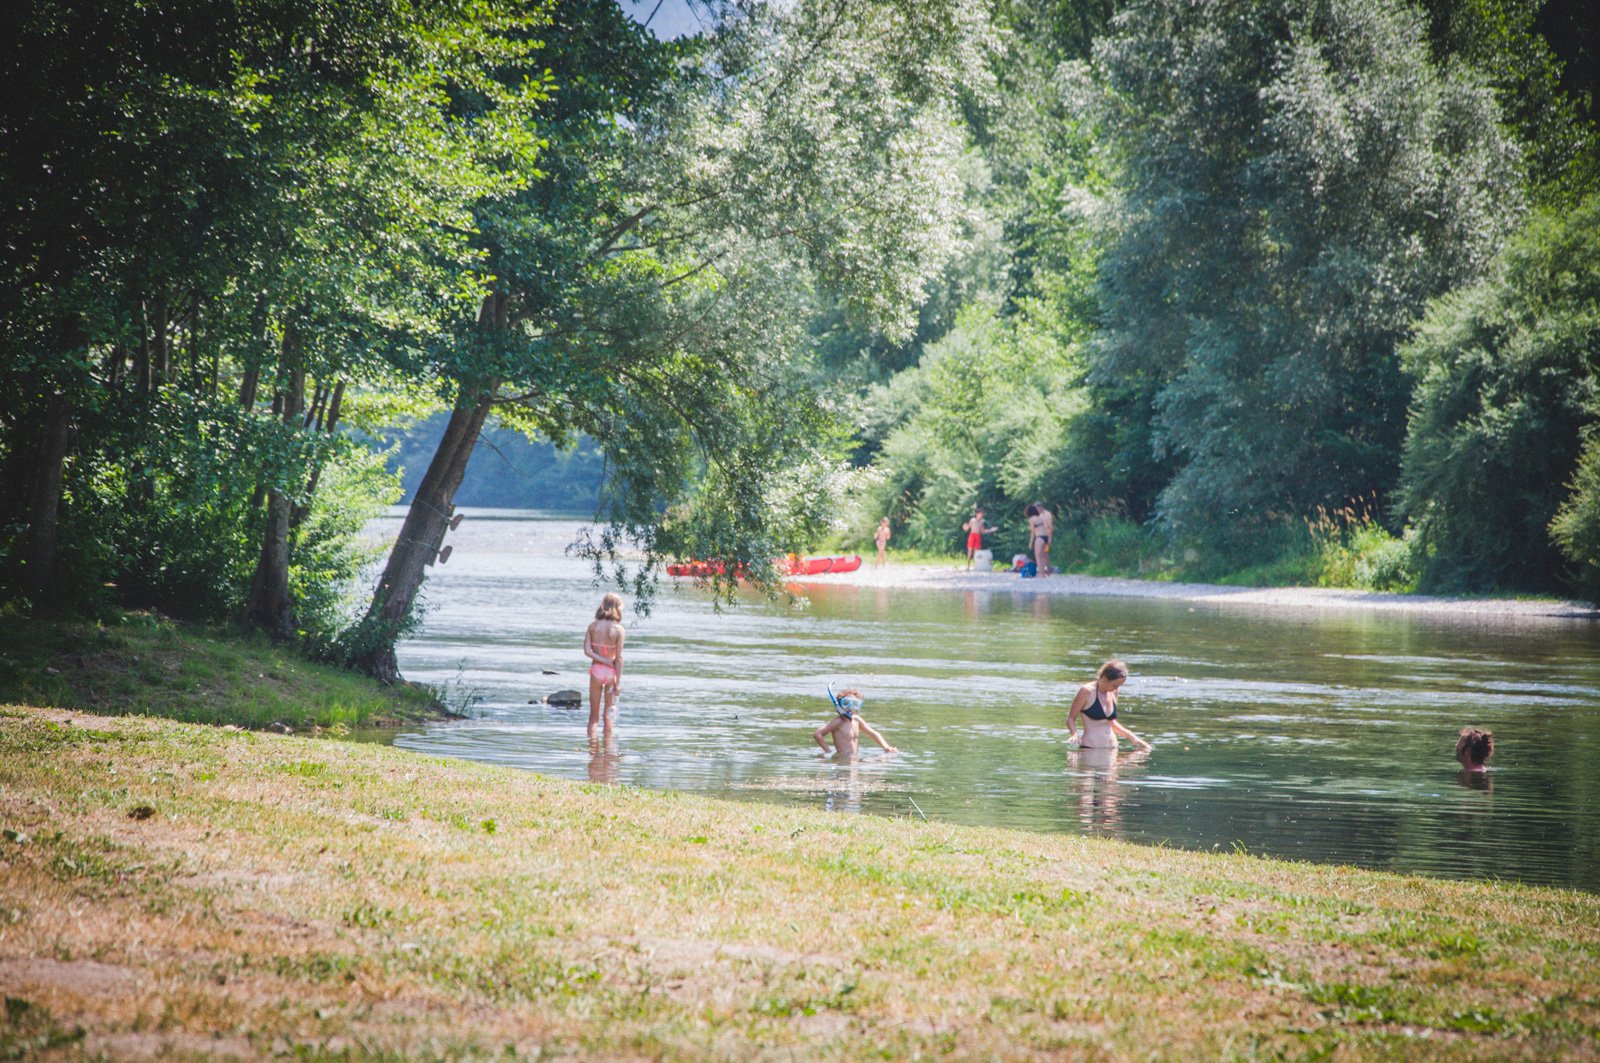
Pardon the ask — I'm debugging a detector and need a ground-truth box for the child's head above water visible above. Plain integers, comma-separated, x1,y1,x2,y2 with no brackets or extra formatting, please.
1456,727,1493,769
833,686,863,718
594,593,623,622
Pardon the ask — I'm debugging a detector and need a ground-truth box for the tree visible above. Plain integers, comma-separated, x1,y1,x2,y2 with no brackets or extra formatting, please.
0,0,539,625
1401,194,1600,592
1087,0,1521,549
351,0,987,682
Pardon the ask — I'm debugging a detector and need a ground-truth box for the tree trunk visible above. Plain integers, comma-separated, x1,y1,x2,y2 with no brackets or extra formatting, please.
291,380,344,532
20,391,76,603
241,329,304,637
353,383,497,682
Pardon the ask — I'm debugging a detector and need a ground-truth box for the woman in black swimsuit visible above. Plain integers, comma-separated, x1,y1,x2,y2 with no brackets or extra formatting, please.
1067,660,1152,751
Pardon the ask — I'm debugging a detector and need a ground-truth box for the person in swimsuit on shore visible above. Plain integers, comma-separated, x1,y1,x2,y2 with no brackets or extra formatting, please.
1025,502,1054,575
963,508,997,569
584,593,626,740
874,517,892,567
1067,660,1152,751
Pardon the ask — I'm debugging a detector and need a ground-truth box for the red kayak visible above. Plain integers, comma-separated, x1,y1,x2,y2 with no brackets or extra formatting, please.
665,560,745,578
781,554,862,576
666,555,862,578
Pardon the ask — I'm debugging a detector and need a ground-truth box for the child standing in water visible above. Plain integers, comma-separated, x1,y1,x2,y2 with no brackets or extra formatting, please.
584,593,626,739
874,517,892,567
1067,660,1152,751
814,688,898,757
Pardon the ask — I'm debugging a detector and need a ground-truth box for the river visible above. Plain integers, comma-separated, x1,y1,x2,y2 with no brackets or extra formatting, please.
378,510,1600,893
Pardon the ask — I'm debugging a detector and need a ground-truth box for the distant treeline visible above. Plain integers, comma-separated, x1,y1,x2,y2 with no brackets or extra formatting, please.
833,0,1600,599
374,414,603,512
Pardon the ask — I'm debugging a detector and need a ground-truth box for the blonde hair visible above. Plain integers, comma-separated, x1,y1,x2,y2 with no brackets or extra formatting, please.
595,593,623,622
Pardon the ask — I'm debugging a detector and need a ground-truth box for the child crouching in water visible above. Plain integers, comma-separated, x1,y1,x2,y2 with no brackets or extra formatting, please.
584,593,625,740
814,687,898,757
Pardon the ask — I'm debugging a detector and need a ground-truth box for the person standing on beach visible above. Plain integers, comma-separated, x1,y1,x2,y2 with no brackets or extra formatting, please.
1067,660,1152,751
963,508,996,569
1025,502,1054,575
584,593,626,740
874,517,892,567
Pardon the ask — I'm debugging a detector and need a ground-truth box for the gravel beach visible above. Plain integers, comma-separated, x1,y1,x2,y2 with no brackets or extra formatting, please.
780,560,1599,624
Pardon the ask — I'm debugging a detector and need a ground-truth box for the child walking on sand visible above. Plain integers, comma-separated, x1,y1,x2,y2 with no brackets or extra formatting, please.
814,687,898,757
584,593,626,739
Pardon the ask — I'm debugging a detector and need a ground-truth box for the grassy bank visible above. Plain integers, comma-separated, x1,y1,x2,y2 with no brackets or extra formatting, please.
0,614,442,731
0,706,1595,1061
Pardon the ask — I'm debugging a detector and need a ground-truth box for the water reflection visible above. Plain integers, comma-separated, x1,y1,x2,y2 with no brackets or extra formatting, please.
384,514,1600,893
588,736,621,784
1067,748,1150,833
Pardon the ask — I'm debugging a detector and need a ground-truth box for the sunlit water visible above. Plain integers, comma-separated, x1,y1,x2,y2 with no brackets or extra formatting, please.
376,512,1600,893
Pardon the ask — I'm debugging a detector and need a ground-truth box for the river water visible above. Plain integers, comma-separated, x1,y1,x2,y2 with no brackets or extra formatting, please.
379,511,1600,893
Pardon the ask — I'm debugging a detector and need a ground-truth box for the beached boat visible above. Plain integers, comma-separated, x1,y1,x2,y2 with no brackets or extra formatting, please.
666,555,862,578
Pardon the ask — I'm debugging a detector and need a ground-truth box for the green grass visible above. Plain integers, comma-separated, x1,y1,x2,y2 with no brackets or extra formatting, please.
0,612,442,731
0,704,1595,1061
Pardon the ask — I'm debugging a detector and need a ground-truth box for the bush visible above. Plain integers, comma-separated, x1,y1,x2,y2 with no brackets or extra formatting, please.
1398,195,1600,593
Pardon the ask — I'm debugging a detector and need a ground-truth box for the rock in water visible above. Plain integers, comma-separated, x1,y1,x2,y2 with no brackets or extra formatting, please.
545,690,583,708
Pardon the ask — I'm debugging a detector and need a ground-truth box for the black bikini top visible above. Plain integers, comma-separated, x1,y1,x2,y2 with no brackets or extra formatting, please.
1081,688,1116,721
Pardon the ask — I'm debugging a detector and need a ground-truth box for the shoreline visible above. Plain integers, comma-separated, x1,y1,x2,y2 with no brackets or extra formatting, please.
777,561,1598,623
2,704,1597,1061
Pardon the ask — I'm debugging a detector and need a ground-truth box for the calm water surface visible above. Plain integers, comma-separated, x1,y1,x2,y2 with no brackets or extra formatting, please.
382,512,1600,893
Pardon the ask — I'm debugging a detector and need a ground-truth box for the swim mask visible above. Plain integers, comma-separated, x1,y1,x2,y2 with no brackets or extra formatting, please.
826,684,862,717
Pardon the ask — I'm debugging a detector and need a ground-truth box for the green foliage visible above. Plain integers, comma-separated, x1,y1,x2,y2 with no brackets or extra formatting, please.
1398,195,1600,593
1089,0,1522,545
1550,435,1600,602
1419,0,1600,204
847,302,1087,556
290,446,404,640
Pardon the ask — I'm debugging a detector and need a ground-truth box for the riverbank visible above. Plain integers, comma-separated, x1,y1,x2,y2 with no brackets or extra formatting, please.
783,561,1597,622
2,704,1595,1061
0,614,445,730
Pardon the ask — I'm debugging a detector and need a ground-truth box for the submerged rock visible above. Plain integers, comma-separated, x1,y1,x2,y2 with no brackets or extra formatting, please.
544,690,583,708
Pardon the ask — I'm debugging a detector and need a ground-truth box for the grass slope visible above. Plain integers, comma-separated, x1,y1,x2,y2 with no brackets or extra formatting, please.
0,615,441,731
0,705,1596,1061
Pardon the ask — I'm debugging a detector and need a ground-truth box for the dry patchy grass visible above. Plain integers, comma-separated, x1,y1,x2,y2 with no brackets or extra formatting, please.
0,704,1595,1062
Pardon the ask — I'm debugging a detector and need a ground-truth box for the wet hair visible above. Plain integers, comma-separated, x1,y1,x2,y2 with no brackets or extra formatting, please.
1024,503,1040,518
1097,660,1128,683
594,593,623,622
1456,727,1493,765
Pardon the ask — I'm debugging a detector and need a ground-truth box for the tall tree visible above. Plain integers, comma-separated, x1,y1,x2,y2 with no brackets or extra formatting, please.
0,0,539,619
352,0,987,681
1087,0,1521,545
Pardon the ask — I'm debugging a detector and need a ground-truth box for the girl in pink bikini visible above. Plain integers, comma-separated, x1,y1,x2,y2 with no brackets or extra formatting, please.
584,593,626,740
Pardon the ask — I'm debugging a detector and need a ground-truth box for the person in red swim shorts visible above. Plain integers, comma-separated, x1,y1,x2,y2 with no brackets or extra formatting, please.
962,508,997,569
